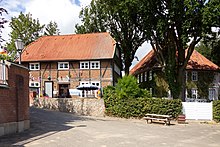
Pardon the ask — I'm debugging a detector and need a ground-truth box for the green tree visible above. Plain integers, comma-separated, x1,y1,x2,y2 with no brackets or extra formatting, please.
75,0,147,74
196,35,220,67
0,7,7,43
6,12,44,59
139,0,220,100
44,21,60,36
6,13,60,60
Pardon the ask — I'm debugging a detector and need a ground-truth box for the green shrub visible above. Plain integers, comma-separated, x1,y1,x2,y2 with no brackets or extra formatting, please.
213,100,220,122
103,75,182,119
103,91,182,118
115,75,151,99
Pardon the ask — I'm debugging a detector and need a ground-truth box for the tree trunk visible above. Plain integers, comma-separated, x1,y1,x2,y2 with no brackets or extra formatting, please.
177,67,186,101
124,60,131,75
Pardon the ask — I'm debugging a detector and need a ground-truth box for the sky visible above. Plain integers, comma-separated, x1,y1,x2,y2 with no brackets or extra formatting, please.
1,0,151,68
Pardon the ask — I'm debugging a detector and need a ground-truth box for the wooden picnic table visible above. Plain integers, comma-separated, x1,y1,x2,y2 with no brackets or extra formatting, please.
143,114,172,125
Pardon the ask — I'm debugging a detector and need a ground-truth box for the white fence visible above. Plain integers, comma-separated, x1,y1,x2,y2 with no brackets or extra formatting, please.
182,102,213,120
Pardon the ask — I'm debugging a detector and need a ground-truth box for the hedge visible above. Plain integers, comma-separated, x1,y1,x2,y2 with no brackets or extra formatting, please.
213,100,220,122
104,96,182,119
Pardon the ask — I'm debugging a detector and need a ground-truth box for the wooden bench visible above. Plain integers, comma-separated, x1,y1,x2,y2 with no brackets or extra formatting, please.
143,114,172,125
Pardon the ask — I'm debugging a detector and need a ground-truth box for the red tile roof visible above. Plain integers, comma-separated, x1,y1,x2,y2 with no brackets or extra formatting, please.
130,49,219,75
21,32,116,62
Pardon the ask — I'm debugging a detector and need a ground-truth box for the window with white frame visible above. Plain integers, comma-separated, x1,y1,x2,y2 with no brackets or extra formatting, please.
29,63,40,70
0,61,8,85
191,71,198,81
140,73,143,82
191,89,198,99
149,88,153,95
80,81,89,85
144,72,147,81
80,61,89,69
91,81,100,87
90,61,100,69
80,81,100,88
137,74,139,83
29,82,40,87
149,71,153,81
58,62,69,70
209,88,216,101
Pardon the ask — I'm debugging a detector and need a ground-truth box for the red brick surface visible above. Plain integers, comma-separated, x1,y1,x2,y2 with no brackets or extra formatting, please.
0,64,29,124
26,60,118,94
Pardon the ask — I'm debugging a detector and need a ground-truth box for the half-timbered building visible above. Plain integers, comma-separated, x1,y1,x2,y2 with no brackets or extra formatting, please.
20,32,122,98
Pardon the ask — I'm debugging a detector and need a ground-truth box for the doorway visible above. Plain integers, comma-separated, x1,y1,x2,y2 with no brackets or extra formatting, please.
45,81,53,97
59,84,70,98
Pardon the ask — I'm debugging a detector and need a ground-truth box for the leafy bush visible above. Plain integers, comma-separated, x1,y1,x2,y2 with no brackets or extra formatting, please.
115,75,151,99
213,100,220,122
103,77,182,119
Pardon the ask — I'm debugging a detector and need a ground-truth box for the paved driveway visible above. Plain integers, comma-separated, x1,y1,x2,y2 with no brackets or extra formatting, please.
1,107,220,147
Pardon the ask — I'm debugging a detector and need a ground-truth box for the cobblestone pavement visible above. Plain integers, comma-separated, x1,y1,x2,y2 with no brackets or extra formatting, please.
1,107,220,147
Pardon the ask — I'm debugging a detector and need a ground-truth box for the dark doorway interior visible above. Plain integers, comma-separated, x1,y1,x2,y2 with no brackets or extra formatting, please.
59,84,70,98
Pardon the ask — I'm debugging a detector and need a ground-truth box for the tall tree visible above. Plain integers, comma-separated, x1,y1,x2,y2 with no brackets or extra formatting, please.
196,34,220,66
6,12,44,58
75,0,147,74
44,21,60,36
6,13,60,60
139,0,220,100
0,7,7,43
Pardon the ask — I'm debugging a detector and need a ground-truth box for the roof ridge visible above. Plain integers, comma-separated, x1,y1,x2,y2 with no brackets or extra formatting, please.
40,32,110,38
22,32,111,53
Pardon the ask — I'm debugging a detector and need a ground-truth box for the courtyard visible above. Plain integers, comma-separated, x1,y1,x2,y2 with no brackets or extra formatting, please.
0,107,220,147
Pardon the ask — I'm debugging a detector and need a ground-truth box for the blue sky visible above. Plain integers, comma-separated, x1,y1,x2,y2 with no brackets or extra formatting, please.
1,0,151,68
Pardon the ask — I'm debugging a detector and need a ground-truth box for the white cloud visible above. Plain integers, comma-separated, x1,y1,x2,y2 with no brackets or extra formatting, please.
130,41,152,69
1,0,91,43
24,0,88,34
1,0,150,68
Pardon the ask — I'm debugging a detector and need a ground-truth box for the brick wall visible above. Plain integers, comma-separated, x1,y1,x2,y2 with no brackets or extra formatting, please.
0,63,29,136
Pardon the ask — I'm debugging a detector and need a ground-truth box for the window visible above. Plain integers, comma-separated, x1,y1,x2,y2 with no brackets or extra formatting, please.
149,71,153,81
114,63,121,75
137,74,140,83
58,62,69,70
29,82,40,87
80,81,89,85
91,81,100,87
115,48,120,57
191,71,198,81
29,63,40,70
191,89,198,99
149,88,153,95
144,72,147,81
0,61,8,85
209,88,216,101
90,61,100,69
80,62,89,69
140,73,143,82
